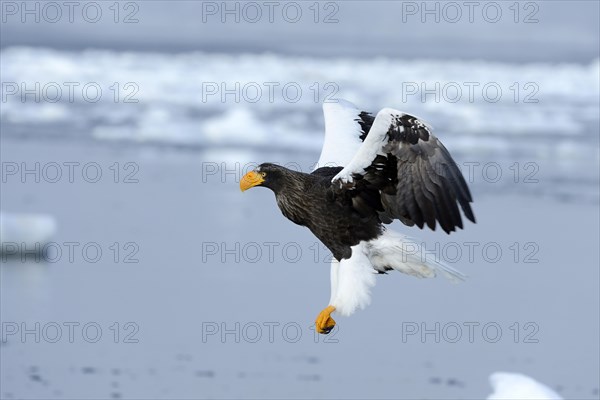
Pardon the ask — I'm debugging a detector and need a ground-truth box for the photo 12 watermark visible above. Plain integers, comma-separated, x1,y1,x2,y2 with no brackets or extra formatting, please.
201,321,339,344
1,321,140,344
201,240,540,266
200,161,540,186
1,162,140,184
1,1,140,24
1,241,140,264
400,1,540,24
200,81,339,104
1,81,140,104
200,1,340,24
401,321,540,344
400,81,539,104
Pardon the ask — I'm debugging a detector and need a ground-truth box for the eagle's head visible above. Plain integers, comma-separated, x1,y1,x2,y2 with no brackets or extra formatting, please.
239,163,289,194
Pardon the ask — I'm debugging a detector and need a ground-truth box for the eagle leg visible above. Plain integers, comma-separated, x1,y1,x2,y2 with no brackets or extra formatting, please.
315,305,336,334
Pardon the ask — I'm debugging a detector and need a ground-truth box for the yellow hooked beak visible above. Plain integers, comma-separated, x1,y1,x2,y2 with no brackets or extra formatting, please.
240,171,265,192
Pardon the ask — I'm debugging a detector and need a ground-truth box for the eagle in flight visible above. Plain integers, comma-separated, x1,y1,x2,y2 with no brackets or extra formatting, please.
240,100,476,334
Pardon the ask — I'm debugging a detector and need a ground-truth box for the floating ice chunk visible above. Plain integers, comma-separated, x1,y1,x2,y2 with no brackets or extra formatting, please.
203,108,268,145
0,212,57,251
487,372,563,400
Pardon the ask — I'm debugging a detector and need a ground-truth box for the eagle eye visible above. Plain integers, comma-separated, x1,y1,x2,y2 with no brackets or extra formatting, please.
260,172,267,178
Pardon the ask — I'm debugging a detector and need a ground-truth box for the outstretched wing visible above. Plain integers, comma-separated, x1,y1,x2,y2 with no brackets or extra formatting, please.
315,99,374,170
332,107,475,234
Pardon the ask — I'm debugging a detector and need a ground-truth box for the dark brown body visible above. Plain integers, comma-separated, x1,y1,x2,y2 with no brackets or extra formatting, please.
265,165,383,261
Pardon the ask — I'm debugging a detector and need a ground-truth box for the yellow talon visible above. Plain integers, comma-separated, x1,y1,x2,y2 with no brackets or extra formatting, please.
315,305,336,334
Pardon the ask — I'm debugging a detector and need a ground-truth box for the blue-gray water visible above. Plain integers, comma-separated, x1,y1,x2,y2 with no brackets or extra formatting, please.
1,134,599,399
1,1,599,63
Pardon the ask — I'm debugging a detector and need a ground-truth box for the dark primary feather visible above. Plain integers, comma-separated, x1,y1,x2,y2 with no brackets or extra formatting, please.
337,112,476,234
357,111,375,141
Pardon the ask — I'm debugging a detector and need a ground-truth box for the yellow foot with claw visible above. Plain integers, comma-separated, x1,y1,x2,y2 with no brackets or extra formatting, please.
315,305,336,334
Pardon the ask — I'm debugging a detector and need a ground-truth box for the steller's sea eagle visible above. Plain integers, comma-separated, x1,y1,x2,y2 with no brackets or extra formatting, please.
240,99,476,334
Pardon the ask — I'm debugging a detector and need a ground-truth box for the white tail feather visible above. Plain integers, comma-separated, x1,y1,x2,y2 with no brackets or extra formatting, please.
365,229,467,282
326,231,466,318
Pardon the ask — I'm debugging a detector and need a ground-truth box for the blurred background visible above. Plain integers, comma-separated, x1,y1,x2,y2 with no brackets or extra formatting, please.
1,1,599,399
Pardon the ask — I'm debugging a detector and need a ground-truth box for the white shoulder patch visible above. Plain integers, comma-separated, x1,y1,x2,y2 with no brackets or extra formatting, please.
316,100,365,170
331,107,397,183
